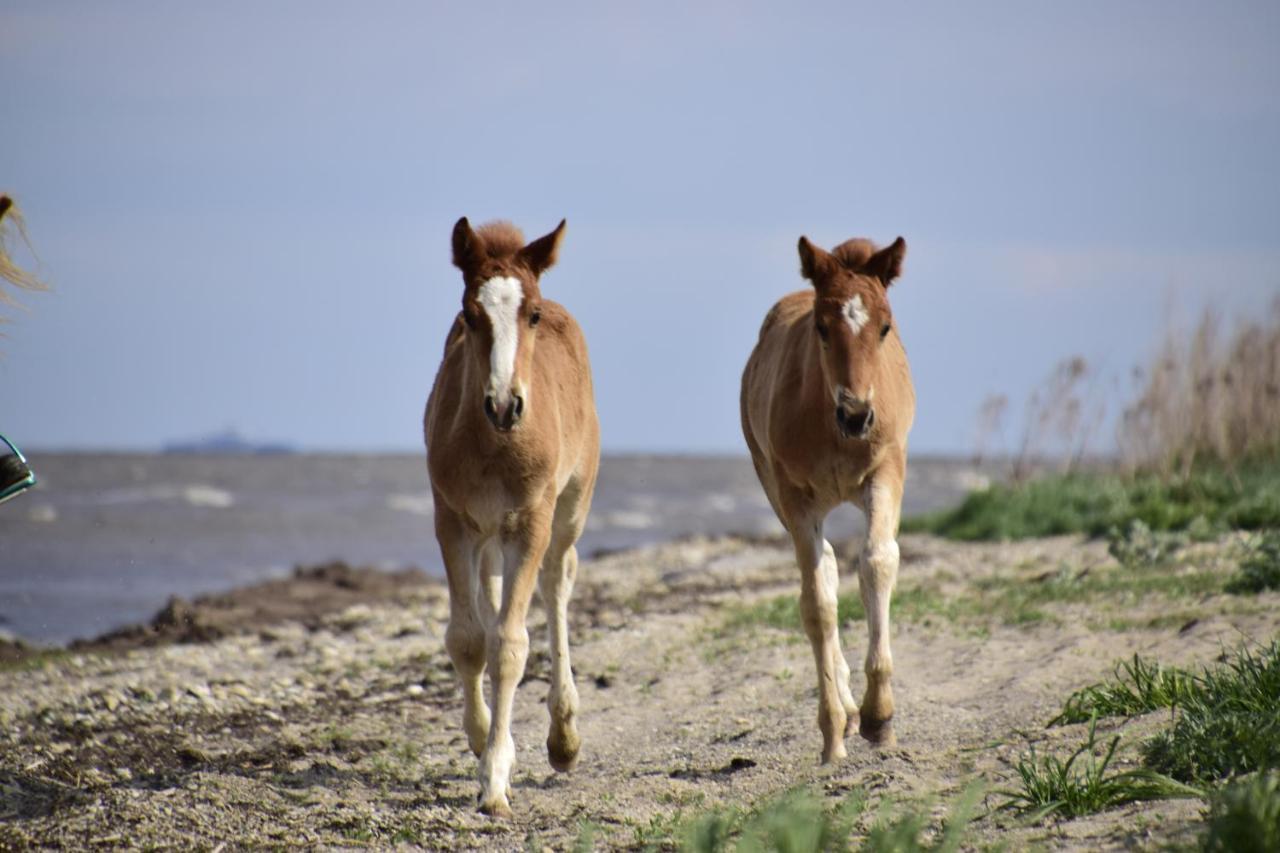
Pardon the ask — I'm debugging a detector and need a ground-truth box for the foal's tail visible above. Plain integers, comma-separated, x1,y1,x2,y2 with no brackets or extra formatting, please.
0,195,49,308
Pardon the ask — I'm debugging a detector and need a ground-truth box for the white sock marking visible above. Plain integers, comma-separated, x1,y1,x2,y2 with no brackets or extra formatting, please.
477,276,524,400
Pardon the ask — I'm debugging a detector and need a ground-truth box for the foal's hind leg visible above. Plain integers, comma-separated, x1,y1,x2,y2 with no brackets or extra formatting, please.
435,501,490,757
857,473,903,746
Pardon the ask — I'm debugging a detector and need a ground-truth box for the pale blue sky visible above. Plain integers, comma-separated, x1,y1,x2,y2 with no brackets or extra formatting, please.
2,1,1277,453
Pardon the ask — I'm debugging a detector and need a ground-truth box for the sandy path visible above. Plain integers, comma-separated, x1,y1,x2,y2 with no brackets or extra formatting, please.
1,534,1274,850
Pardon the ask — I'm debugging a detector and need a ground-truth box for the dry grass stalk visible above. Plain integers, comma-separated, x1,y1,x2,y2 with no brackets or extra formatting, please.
1120,301,1280,475
1010,356,1103,481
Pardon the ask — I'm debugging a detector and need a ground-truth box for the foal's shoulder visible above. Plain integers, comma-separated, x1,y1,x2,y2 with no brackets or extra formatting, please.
539,300,582,336
758,290,814,338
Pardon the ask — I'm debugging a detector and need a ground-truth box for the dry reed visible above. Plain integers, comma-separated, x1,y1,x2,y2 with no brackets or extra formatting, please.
1120,300,1280,475
975,301,1280,479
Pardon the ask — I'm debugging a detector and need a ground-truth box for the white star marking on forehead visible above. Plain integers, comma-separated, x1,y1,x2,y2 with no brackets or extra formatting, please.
843,294,869,335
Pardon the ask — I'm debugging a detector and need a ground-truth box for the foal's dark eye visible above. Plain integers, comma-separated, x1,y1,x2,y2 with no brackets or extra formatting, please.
815,323,828,342
529,310,541,327
463,311,476,330
880,323,892,340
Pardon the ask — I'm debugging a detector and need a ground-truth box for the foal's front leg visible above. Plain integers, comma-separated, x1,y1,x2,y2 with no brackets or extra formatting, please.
790,516,851,763
857,475,903,746
436,503,490,758
477,501,553,818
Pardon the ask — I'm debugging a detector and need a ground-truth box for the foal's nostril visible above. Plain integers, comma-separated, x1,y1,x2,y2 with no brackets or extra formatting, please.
836,406,875,438
484,394,523,431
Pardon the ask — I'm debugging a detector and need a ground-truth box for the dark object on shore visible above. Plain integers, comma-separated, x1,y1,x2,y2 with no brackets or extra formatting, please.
0,433,37,506
67,561,437,656
0,635,34,665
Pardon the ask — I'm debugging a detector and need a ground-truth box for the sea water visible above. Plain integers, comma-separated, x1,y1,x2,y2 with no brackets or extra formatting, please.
0,453,991,644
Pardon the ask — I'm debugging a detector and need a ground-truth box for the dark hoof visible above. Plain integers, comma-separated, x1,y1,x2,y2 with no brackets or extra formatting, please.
859,717,896,747
477,798,513,819
547,732,581,772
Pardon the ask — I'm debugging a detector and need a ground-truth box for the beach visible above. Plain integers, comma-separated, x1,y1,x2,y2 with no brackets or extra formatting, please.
2,530,1273,849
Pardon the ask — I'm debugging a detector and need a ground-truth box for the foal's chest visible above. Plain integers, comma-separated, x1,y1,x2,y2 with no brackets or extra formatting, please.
783,443,878,512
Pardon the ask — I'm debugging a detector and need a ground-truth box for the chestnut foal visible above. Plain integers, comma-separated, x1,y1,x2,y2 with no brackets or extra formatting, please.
424,217,599,816
741,234,915,761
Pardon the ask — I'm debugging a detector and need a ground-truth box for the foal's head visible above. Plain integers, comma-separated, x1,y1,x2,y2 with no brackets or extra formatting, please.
451,217,566,431
798,234,907,440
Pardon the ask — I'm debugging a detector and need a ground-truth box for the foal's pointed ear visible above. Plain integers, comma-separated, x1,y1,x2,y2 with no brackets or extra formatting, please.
866,237,907,287
451,216,483,273
798,236,834,284
519,219,567,277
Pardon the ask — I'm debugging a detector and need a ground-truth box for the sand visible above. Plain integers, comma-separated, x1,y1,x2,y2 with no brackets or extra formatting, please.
1,533,1274,850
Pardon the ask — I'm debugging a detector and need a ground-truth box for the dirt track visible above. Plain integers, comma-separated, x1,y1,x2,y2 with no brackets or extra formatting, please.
1,534,1274,850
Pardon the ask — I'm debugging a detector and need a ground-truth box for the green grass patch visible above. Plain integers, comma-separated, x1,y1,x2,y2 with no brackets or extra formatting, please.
679,784,982,853
903,461,1280,541
1200,771,1280,853
998,718,1200,822
1225,530,1280,595
717,554,1226,638
0,648,77,673
718,592,866,637
1142,640,1280,784
1049,654,1199,726
1107,519,1190,567
1051,640,1280,786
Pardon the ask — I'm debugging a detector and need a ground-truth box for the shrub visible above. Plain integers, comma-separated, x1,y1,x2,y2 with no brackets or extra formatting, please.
1200,772,1280,853
998,718,1198,821
1142,640,1280,784
1225,531,1280,595
1049,654,1198,727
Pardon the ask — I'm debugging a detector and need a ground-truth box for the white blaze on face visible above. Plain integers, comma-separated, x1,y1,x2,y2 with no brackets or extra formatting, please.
477,276,524,401
843,294,869,335
833,294,874,406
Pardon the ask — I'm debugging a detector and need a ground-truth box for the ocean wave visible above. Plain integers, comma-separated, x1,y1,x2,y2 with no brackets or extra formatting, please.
26,504,58,523
701,493,737,513
94,484,234,508
600,510,657,530
183,486,234,508
951,471,991,492
387,493,434,517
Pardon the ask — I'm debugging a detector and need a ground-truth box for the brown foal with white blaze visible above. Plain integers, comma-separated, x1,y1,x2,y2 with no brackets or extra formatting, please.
741,233,915,761
424,217,600,817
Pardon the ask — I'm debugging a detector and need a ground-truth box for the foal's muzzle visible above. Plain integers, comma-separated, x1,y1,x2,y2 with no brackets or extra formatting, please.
836,403,875,440
484,394,524,431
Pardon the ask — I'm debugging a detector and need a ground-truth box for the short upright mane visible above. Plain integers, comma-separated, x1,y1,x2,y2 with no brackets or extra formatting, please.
474,221,525,258
831,238,880,272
